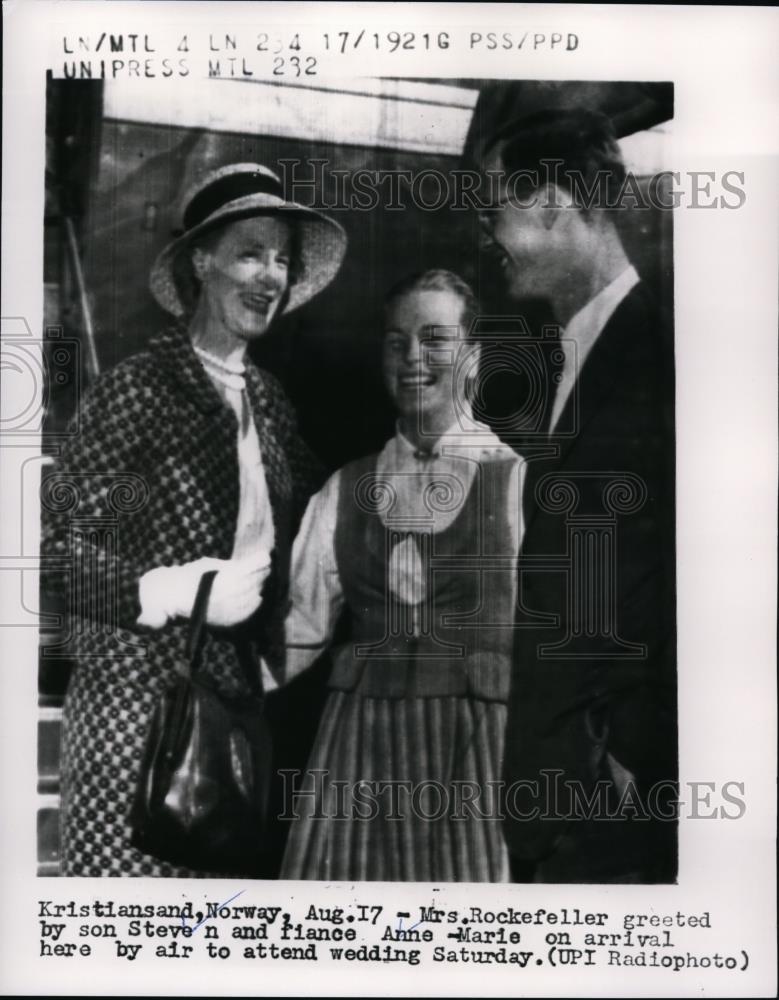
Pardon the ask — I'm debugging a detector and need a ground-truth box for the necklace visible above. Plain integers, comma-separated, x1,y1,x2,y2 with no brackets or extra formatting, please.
194,345,246,391
202,366,246,391
193,344,246,376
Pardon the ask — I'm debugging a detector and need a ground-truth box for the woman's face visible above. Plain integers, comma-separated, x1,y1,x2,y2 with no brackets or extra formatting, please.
192,216,292,342
383,288,467,436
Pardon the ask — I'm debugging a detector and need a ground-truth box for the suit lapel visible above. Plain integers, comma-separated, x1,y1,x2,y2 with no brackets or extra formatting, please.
552,282,652,465
521,283,653,535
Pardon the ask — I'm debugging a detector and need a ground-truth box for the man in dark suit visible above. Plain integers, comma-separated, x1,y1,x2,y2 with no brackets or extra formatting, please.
479,110,677,882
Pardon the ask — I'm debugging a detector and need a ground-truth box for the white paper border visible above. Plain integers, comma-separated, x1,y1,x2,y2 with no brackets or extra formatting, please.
1,2,776,996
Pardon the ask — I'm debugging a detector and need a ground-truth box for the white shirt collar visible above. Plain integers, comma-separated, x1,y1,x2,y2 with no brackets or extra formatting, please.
395,416,475,457
548,265,640,433
565,264,640,358
375,411,512,533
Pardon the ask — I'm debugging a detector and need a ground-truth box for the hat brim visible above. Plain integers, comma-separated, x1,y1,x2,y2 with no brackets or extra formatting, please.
149,193,347,318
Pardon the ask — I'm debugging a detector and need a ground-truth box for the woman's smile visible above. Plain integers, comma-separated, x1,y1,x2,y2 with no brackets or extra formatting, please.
241,290,278,315
397,370,438,389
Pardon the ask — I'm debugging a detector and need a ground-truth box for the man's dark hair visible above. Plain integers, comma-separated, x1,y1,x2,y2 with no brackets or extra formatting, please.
485,108,627,210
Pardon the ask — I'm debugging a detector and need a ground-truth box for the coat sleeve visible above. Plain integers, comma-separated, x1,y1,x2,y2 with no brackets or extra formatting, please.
40,359,156,632
566,380,676,788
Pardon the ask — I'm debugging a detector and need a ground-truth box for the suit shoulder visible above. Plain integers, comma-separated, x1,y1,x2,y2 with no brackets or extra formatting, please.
618,280,671,330
609,282,673,364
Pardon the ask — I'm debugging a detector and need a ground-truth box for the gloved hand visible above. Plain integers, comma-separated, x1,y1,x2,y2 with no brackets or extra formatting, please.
207,555,272,627
137,554,271,629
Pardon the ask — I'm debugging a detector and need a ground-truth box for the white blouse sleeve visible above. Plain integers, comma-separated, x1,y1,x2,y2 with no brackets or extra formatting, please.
509,453,526,556
283,469,344,683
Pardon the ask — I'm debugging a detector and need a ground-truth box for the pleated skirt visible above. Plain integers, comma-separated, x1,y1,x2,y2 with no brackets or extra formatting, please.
280,691,509,882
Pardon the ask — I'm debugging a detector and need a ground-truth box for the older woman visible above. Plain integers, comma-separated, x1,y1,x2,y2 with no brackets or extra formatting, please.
278,270,523,882
41,163,346,876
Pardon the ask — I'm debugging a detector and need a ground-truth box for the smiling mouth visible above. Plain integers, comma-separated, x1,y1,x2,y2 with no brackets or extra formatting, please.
242,293,275,314
398,372,437,389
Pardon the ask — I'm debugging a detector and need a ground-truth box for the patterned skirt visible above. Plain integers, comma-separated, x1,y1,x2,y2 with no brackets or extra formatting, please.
280,691,509,882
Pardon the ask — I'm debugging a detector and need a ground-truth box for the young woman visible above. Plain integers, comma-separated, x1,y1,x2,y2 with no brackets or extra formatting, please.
279,270,523,882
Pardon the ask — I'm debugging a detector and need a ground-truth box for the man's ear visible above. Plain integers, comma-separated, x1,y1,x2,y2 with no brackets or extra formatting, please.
541,206,559,231
541,183,575,230
191,246,210,282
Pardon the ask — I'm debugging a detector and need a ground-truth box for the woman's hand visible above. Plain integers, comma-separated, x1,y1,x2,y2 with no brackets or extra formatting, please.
207,556,271,627
137,554,271,629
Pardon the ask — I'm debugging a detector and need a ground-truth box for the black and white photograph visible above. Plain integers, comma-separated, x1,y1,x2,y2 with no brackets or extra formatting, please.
1,2,776,997
36,72,678,884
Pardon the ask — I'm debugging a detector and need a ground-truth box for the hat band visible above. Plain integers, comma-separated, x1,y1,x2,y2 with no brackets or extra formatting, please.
183,171,284,231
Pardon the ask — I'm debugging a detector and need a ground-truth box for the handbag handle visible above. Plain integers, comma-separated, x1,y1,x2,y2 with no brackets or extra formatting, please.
185,569,218,669
184,569,263,697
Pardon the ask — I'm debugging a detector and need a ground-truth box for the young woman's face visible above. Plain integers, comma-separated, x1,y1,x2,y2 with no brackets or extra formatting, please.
193,216,292,342
382,288,467,436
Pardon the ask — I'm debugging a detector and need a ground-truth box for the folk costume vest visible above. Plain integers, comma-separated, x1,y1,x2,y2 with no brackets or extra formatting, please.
329,449,519,700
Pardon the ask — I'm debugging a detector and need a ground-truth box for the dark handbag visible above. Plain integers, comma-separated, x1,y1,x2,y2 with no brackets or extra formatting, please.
130,570,273,875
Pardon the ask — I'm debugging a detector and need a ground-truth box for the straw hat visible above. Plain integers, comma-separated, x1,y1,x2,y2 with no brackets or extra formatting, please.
149,162,347,318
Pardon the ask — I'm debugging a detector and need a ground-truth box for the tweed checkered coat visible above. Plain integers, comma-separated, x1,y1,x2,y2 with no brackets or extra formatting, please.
41,324,322,876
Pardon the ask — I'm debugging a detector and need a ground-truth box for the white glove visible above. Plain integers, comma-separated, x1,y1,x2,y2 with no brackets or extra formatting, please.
137,554,271,629
207,555,271,627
